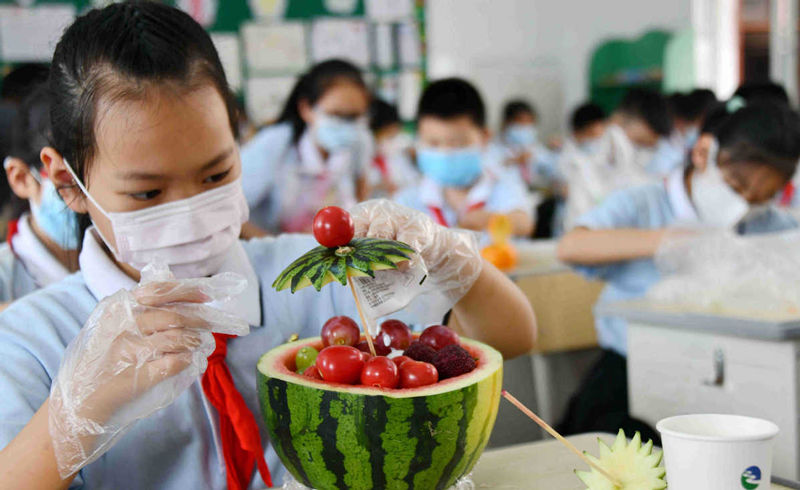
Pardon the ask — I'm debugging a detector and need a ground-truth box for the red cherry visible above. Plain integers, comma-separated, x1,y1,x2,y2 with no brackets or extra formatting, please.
378,319,413,350
302,365,323,380
419,325,460,351
313,206,355,248
321,316,360,347
391,355,411,368
399,360,439,388
356,339,391,356
316,346,365,384
360,356,400,389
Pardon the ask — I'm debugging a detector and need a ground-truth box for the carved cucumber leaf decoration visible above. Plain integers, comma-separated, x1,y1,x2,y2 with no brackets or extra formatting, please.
272,237,416,293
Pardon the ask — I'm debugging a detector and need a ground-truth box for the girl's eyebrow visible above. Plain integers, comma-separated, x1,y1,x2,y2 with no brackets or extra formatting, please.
116,146,235,180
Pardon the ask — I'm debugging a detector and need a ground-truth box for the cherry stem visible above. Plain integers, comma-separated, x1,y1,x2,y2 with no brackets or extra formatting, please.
348,277,377,357
501,390,622,489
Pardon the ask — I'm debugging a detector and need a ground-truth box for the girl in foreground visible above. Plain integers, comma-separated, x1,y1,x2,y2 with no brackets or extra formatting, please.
0,3,536,489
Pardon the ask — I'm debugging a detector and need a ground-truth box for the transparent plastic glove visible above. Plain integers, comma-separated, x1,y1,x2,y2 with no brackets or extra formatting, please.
49,262,250,478
351,199,482,302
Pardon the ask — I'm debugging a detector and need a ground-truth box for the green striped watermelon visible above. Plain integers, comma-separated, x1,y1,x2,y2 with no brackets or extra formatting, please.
257,336,503,489
272,238,416,293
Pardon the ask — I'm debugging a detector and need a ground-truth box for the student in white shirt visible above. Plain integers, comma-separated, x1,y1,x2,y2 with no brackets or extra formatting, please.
0,83,79,303
365,98,418,197
394,78,534,236
239,59,372,234
493,99,558,188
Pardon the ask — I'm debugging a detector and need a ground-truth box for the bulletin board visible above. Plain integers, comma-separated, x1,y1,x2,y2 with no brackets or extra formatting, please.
0,0,428,125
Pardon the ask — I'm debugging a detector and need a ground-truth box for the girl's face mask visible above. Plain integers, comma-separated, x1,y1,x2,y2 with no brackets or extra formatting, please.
691,140,749,228
504,124,538,147
313,111,367,152
63,159,248,278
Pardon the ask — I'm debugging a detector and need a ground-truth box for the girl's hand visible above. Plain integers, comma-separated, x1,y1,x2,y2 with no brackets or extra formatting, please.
48,265,249,478
351,199,483,301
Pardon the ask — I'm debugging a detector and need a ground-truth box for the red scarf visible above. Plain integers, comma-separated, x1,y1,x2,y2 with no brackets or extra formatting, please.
6,219,18,253
780,182,796,207
202,333,272,490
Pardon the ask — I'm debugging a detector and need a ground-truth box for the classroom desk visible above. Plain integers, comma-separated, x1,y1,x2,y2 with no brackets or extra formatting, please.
473,432,796,489
498,240,603,436
600,300,800,481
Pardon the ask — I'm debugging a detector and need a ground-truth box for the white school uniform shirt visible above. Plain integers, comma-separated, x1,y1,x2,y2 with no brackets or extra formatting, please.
570,168,798,357
393,173,531,228
0,213,70,302
240,123,372,233
0,229,450,489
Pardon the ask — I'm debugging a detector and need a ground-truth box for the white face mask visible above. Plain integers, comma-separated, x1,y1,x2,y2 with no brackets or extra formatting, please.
691,140,749,228
64,160,249,278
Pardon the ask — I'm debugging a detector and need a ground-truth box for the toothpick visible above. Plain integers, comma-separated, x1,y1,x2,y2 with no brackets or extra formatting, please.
501,390,622,488
348,277,377,357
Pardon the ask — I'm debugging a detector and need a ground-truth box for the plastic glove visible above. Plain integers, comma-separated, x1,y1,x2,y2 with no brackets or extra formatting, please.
49,262,250,478
350,199,483,302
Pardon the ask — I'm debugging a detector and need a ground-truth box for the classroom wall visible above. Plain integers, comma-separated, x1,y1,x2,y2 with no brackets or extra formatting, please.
426,0,693,136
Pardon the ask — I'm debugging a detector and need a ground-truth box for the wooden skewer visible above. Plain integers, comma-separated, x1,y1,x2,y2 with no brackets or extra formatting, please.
501,390,623,489
348,277,377,357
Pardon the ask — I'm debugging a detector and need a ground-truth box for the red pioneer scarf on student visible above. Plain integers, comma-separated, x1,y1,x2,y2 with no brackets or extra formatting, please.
202,333,272,490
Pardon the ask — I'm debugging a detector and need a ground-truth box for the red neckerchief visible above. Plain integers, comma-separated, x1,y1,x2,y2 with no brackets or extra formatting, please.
373,154,390,181
780,182,795,207
202,333,272,490
6,219,18,254
428,201,486,228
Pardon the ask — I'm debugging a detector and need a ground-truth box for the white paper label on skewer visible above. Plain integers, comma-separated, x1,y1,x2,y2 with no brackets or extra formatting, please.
350,258,428,336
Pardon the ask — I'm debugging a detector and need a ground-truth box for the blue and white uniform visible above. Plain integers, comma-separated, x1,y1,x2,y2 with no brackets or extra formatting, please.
572,169,797,356
239,123,371,233
0,229,449,489
394,173,531,228
0,214,70,302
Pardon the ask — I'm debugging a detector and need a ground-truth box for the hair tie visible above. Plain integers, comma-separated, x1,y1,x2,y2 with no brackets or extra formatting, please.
726,96,747,114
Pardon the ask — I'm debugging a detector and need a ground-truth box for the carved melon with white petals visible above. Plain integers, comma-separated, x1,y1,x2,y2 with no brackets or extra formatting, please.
576,429,666,490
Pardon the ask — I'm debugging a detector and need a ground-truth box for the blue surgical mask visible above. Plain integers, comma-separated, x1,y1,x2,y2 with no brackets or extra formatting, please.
417,146,484,187
683,127,700,150
579,138,601,154
505,124,538,147
314,112,364,152
30,177,80,250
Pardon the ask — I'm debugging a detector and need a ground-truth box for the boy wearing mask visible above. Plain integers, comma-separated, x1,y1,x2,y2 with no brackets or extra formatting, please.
394,78,534,236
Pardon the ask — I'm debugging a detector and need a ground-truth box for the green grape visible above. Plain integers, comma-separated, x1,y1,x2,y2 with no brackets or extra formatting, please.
295,346,319,373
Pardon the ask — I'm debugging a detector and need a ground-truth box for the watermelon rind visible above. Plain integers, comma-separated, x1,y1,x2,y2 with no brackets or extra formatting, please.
272,237,416,293
257,336,503,490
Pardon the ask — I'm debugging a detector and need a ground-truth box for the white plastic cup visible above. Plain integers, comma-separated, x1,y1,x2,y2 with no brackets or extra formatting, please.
657,414,779,490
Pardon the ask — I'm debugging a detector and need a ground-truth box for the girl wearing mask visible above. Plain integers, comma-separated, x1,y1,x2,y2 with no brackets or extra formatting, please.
0,4,537,489
240,60,372,234
395,78,534,237
492,99,558,188
556,101,800,440
0,83,80,302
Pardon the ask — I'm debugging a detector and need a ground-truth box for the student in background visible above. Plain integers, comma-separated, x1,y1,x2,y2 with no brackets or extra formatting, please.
668,89,718,153
366,98,418,196
0,84,80,304
492,100,559,189
595,88,672,180
394,78,534,236
559,102,612,229
239,59,372,234
556,102,800,441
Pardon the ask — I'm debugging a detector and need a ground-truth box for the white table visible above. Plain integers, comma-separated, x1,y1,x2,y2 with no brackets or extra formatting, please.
473,433,795,489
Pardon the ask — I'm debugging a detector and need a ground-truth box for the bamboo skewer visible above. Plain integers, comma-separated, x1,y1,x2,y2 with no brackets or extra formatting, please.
501,390,623,489
348,277,377,357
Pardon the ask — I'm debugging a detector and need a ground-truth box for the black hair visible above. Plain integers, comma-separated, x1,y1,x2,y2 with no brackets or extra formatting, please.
7,83,51,219
417,78,486,127
617,88,672,136
716,102,800,180
369,97,400,133
733,81,790,106
1,63,49,102
276,59,367,144
688,88,718,115
570,102,606,132
49,1,238,187
699,102,731,135
502,99,537,127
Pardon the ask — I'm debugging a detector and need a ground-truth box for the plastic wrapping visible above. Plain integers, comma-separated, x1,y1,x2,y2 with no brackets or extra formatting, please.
49,262,250,478
350,199,483,305
648,230,800,317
